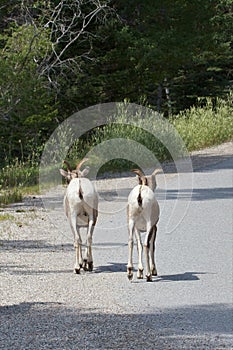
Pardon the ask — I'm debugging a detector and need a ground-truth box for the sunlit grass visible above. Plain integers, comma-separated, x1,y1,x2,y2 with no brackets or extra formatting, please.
0,213,15,221
171,97,233,151
0,188,23,206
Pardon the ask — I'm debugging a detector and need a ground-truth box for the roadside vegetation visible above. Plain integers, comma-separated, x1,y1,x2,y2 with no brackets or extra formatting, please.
171,96,233,151
0,95,232,205
0,1,232,205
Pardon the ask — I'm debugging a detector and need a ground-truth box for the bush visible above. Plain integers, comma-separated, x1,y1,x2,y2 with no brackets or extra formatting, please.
63,96,232,174
171,96,233,151
0,158,39,188
0,188,22,206
0,157,39,205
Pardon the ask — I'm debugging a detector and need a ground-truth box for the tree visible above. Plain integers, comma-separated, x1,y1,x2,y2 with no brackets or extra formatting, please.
169,0,233,111
0,1,114,160
59,0,232,113
0,0,232,164
0,23,58,161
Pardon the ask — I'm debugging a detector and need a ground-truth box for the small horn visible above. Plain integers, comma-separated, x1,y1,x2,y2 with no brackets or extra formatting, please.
152,168,162,176
131,169,145,177
131,169,147,185
63,160,72,172
76,158,89,172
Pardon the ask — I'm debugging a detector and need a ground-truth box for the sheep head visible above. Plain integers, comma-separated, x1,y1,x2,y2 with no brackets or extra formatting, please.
60,158,90,183
132,168,161,191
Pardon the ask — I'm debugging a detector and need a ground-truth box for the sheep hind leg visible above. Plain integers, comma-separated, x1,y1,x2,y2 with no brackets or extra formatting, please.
74,241,83,274
135,229,143,279
150,225,157,276
82,246,89,271
144,224,153,282
127,240,134,280
144,245,153,281
83,258,93,272
127,219,134,281
85,218,95,271
69,213,83,274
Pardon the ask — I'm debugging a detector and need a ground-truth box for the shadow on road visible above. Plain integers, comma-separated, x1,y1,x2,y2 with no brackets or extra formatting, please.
0,301,232,349
94,261,127,274
157,187,233,201
193,154,233,172
0,239,73,252
155,271,207,282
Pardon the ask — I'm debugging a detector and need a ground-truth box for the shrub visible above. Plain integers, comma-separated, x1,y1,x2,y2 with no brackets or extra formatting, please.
171,96,233,151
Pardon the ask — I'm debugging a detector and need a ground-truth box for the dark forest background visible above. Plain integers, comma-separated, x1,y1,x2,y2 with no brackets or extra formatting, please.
0,0,232,165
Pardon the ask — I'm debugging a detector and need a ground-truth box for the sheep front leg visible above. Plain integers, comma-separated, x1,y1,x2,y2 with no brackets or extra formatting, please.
127,218,134,280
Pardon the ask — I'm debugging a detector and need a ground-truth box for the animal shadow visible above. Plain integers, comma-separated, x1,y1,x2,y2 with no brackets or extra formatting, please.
94,262,127,274
155,271,207,282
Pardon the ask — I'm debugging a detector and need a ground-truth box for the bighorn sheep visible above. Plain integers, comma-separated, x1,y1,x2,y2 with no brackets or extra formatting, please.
127,168,161,282
59,158,98,274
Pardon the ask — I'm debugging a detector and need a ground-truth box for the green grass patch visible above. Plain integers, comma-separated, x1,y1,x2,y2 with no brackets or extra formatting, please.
66,96,232,174
20,185,40,196
0,213,15,221
0,188,23,206
0,157,39,206
171,97,233,151
0,158,39,188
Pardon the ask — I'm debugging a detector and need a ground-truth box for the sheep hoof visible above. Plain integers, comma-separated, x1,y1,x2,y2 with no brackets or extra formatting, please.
137,269,143,279
146,275,152,282
151,268,157,276
127,268,133,281
88,262,93,271
127,273,133,281
83,260,88,271
74,268,81,274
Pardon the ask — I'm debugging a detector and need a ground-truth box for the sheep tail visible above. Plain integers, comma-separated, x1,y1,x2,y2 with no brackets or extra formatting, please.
137,186,143,207
79,185,84,200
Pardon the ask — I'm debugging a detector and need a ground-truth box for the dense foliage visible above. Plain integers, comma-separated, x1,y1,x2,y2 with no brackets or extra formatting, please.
0,0,232,164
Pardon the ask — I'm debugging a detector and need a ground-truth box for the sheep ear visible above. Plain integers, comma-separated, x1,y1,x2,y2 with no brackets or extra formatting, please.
80,166,90,177
59,169,68,178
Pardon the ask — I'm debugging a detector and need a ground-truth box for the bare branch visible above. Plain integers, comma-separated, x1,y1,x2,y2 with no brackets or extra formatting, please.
0,1,116,91
37,0,115,87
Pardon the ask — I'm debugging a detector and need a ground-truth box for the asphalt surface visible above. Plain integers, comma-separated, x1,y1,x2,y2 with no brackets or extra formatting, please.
0,152,232,349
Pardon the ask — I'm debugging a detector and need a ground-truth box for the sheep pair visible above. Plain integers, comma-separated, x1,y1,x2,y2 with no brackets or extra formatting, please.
60,159,160,281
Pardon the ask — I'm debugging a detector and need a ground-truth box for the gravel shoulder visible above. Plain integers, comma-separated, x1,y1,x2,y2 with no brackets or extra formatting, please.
0,141,232,350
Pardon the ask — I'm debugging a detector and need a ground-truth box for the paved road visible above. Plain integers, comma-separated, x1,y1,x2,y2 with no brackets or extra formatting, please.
0,155,232,349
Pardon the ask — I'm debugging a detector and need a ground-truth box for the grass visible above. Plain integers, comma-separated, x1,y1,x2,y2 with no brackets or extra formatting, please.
171,97,233,151
0,213,15,221
66,96,232,174
0,94,232,205
0,157,39,206
0,159,39,188
0,188,23,206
